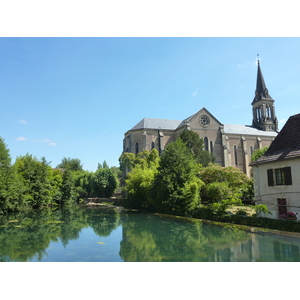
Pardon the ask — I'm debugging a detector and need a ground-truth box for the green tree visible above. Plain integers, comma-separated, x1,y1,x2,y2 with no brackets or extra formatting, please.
102,160,109,169
251,146,269,162
151,139,203,216
56,157,83,171
0,138,27,212
119,149,160,172
92,168,117,198
179,130,215,166
0,137,11,170
13,155,55,208
60,169,78,204
198,164,253,214
122,149,160,209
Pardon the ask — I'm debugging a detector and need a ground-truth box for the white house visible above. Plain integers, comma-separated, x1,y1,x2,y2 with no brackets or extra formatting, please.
250,113,300,219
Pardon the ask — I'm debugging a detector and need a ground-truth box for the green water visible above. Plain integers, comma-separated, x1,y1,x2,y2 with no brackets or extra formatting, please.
1,206,300,262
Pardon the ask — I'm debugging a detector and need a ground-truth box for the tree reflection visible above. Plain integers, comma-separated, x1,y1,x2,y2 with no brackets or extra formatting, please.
0,206,88,261
86,207,121,237
119,213,251,262
0,206,122,262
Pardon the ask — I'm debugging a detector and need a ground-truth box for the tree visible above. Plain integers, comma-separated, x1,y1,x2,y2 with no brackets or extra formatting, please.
14,154,54,208
0,138,26,212
119,149,160,172
251,146,269,162
92,168,117,198
56,157,83,171
198,164,253,213
97,160,109,170
151,139,203,216
0,137,11,170
179,130,215,166
60,169,78,204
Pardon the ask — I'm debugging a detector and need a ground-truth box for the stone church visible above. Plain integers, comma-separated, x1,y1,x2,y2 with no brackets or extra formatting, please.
122,60,278,177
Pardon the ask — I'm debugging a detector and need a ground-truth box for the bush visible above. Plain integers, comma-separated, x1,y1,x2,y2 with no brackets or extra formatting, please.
235,209,248,216
194,206,300,233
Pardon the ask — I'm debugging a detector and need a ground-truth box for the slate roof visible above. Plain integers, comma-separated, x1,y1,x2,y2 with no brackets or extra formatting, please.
130,118,182,131
252,59,274,104
250,113,300,166
223,124,278,137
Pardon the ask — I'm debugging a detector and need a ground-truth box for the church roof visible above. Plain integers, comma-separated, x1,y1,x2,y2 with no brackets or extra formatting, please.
223,124,278,137
130,118,182,131
250,113,300,166
252,59,274,104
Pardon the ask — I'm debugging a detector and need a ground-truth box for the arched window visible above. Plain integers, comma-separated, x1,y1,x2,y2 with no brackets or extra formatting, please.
151,141,155,150
135,143,139,154
234,145,238,165
204,137,208,151
250,146,253,156
210,141,213,154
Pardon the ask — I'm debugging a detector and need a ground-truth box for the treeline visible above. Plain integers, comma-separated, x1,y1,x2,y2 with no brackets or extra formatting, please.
119,130,254,217
0,137,120,213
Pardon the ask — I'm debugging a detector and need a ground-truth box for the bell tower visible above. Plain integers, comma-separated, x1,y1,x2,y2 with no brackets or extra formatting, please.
252,59,278,132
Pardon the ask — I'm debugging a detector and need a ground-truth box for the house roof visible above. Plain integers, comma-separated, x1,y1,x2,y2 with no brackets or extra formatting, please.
250,113,300,166
130,118,182,131
223,124,278,137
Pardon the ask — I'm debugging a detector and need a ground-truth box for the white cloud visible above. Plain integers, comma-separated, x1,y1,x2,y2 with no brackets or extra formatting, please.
17,136,27,141
192,91,198,96
48,142,57,146
279,118,286,124
19,119,27,124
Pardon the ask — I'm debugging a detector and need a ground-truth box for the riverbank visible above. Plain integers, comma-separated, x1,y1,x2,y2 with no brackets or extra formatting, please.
80,200,300,235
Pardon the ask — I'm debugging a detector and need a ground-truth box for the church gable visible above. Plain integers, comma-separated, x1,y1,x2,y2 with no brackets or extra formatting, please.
178,107,222,131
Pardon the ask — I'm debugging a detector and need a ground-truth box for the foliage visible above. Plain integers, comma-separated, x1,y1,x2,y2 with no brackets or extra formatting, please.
122,149,160,209
194,206,300,233
198,164,253,201
0,137,121,212
0,137,11,170
235,209,248,216
179,130,215,166
150,139,203,216
72,170,93,199
56,157,83,171
60,169,78,204
125,166,156,210
251,146,269,162
14,155,55,208
119,152,136,171
119,149,160,172
92,168,117,198
252,204,271,217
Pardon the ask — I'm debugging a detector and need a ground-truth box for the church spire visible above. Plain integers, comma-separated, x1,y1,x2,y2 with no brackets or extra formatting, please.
252,59,274,104
251,59,278,132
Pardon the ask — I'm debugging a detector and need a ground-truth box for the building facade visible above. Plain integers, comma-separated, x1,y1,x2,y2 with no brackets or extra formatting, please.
123,60,278,177
250,113,300,219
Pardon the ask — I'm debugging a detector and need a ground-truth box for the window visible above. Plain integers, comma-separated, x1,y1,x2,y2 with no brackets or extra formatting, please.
135,143,139,154
234,145,238,165
210,141,213,154
151,142,155,150
204,137,208,151
277,198,287,216
267,167,292,186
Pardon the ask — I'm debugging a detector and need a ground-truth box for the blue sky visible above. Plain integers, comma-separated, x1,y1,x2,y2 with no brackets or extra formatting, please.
1,37,300,171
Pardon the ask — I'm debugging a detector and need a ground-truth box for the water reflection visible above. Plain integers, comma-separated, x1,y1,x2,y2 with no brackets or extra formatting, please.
1,207,300,262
